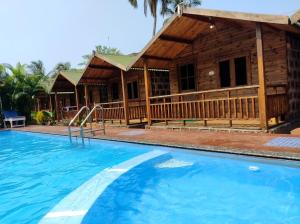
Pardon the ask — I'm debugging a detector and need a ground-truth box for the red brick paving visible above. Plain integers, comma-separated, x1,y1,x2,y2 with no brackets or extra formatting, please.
15,125,300,160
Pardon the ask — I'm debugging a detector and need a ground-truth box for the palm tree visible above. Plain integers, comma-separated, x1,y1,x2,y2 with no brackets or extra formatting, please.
49,62,71,77
79,45,122,67
129,0,168,36
164,0,201,15
129,0,201,35
28,60,46,78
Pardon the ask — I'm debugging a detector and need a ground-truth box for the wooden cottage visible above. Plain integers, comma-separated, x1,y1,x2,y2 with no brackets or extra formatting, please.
38,8,300,132
38,69,84,120
79,53,147,125
120,7,300,131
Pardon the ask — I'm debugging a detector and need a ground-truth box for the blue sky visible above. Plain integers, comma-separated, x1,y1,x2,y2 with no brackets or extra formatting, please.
0,0,299,72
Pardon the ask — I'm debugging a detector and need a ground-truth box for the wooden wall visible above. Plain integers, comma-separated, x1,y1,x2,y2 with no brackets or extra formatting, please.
167,22,288,95
287,32,300,120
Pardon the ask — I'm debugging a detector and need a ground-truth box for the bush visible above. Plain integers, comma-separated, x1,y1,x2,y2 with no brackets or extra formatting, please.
35,110,55,125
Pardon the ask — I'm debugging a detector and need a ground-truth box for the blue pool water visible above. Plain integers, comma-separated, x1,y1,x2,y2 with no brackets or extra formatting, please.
1,131,300,224
0,131,150,224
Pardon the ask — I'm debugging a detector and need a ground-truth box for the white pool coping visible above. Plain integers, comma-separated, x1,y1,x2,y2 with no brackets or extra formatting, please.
39,150,167,224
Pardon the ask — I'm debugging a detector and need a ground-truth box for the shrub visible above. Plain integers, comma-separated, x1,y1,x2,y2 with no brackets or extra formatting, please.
35,110,55,125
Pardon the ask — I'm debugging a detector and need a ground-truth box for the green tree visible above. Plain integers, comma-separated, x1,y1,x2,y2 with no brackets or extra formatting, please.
129,0,201,35
79,45,122,67
49,62,71,77
163,0,201,16
129,0,168,36
28,60,46,78
0,63,45,121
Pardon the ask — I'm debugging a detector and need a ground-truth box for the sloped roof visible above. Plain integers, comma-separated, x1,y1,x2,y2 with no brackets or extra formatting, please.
291,10,300,24
80,53,138,85
127,7,300,70
39,78,55,94
59,69,84,86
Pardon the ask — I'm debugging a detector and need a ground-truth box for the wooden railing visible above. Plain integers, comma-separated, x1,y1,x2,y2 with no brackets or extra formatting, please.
99,101,125,121
267,84,288,119
129,104,147,120
149,86,260,123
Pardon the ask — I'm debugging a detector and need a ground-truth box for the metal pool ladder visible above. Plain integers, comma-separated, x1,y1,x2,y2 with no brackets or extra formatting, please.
79,104,105,143
68,106,90,142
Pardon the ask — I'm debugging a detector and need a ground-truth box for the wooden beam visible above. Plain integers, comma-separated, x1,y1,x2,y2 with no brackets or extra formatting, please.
88,64,118,70
143,55,172,62
143,60,152,125
120,70,129,125
159,34,193,45
54,92,59,120
49,94,53,112
75,86,79,110
256,23,268,130
84,85,89,107
184,7,289,25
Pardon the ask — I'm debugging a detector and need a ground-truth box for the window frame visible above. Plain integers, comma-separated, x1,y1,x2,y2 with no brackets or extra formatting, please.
127,80,139,100
178,63,196,92
218,54,250,88
111,82,119,101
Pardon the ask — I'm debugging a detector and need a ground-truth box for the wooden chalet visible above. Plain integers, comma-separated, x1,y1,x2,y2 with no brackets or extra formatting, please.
36,7,300,132
121,7,300,131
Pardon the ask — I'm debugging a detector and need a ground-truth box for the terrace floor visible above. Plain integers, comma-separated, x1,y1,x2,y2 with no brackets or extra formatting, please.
14,125,300,160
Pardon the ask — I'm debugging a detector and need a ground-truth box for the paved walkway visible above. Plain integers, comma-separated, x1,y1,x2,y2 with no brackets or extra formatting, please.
14,125,300,160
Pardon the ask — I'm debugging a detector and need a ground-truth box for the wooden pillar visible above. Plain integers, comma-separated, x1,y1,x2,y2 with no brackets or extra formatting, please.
49,94,53,112
75,86,79,110
54,92,59,120
37,98,40,111
256,23,268,130
143,60,151,125
84,85,89,107
121,70,129,125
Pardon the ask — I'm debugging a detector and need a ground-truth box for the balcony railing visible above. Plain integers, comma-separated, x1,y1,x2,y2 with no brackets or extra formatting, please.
149,85,288,125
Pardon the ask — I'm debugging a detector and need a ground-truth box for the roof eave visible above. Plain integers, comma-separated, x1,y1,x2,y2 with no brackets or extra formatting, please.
126,13,180,71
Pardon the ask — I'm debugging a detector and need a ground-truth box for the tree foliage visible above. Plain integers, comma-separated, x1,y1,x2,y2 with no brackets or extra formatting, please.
0,62,47,123
79,45,122,67
129,0,201,35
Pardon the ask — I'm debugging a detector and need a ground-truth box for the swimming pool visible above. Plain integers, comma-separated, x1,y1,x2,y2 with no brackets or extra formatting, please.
1,131,300,224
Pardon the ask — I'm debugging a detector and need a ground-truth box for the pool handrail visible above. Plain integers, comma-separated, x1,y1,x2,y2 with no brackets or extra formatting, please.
68,106,90,142
80,104,105,143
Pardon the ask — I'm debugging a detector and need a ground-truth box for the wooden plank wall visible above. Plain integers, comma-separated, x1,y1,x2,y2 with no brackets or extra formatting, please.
168,22,288,95
287,32,300,120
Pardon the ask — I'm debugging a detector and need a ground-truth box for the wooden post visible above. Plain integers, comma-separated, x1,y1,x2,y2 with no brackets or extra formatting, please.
143,60,151,125
49,94,53,112
37,98,40,111
54,92,59,120
121,70,129,125
256,23,268,130
84,85,89,107
228,90,232,127
75,86,79,110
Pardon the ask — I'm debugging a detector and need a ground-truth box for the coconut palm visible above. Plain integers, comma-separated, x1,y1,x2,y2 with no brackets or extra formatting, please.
129,0,168,36
163,0,201,16
79,45,122,67
28,60,46,78
49,62,71,77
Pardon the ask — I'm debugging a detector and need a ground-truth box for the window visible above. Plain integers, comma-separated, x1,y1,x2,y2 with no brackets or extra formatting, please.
111,83,119,100
127,81,139,99
219,60,231,88
219,56,248,88
180,64,195,91
99,85,108,103
151,71,170,96
235,57,247,86
89,90,93,103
